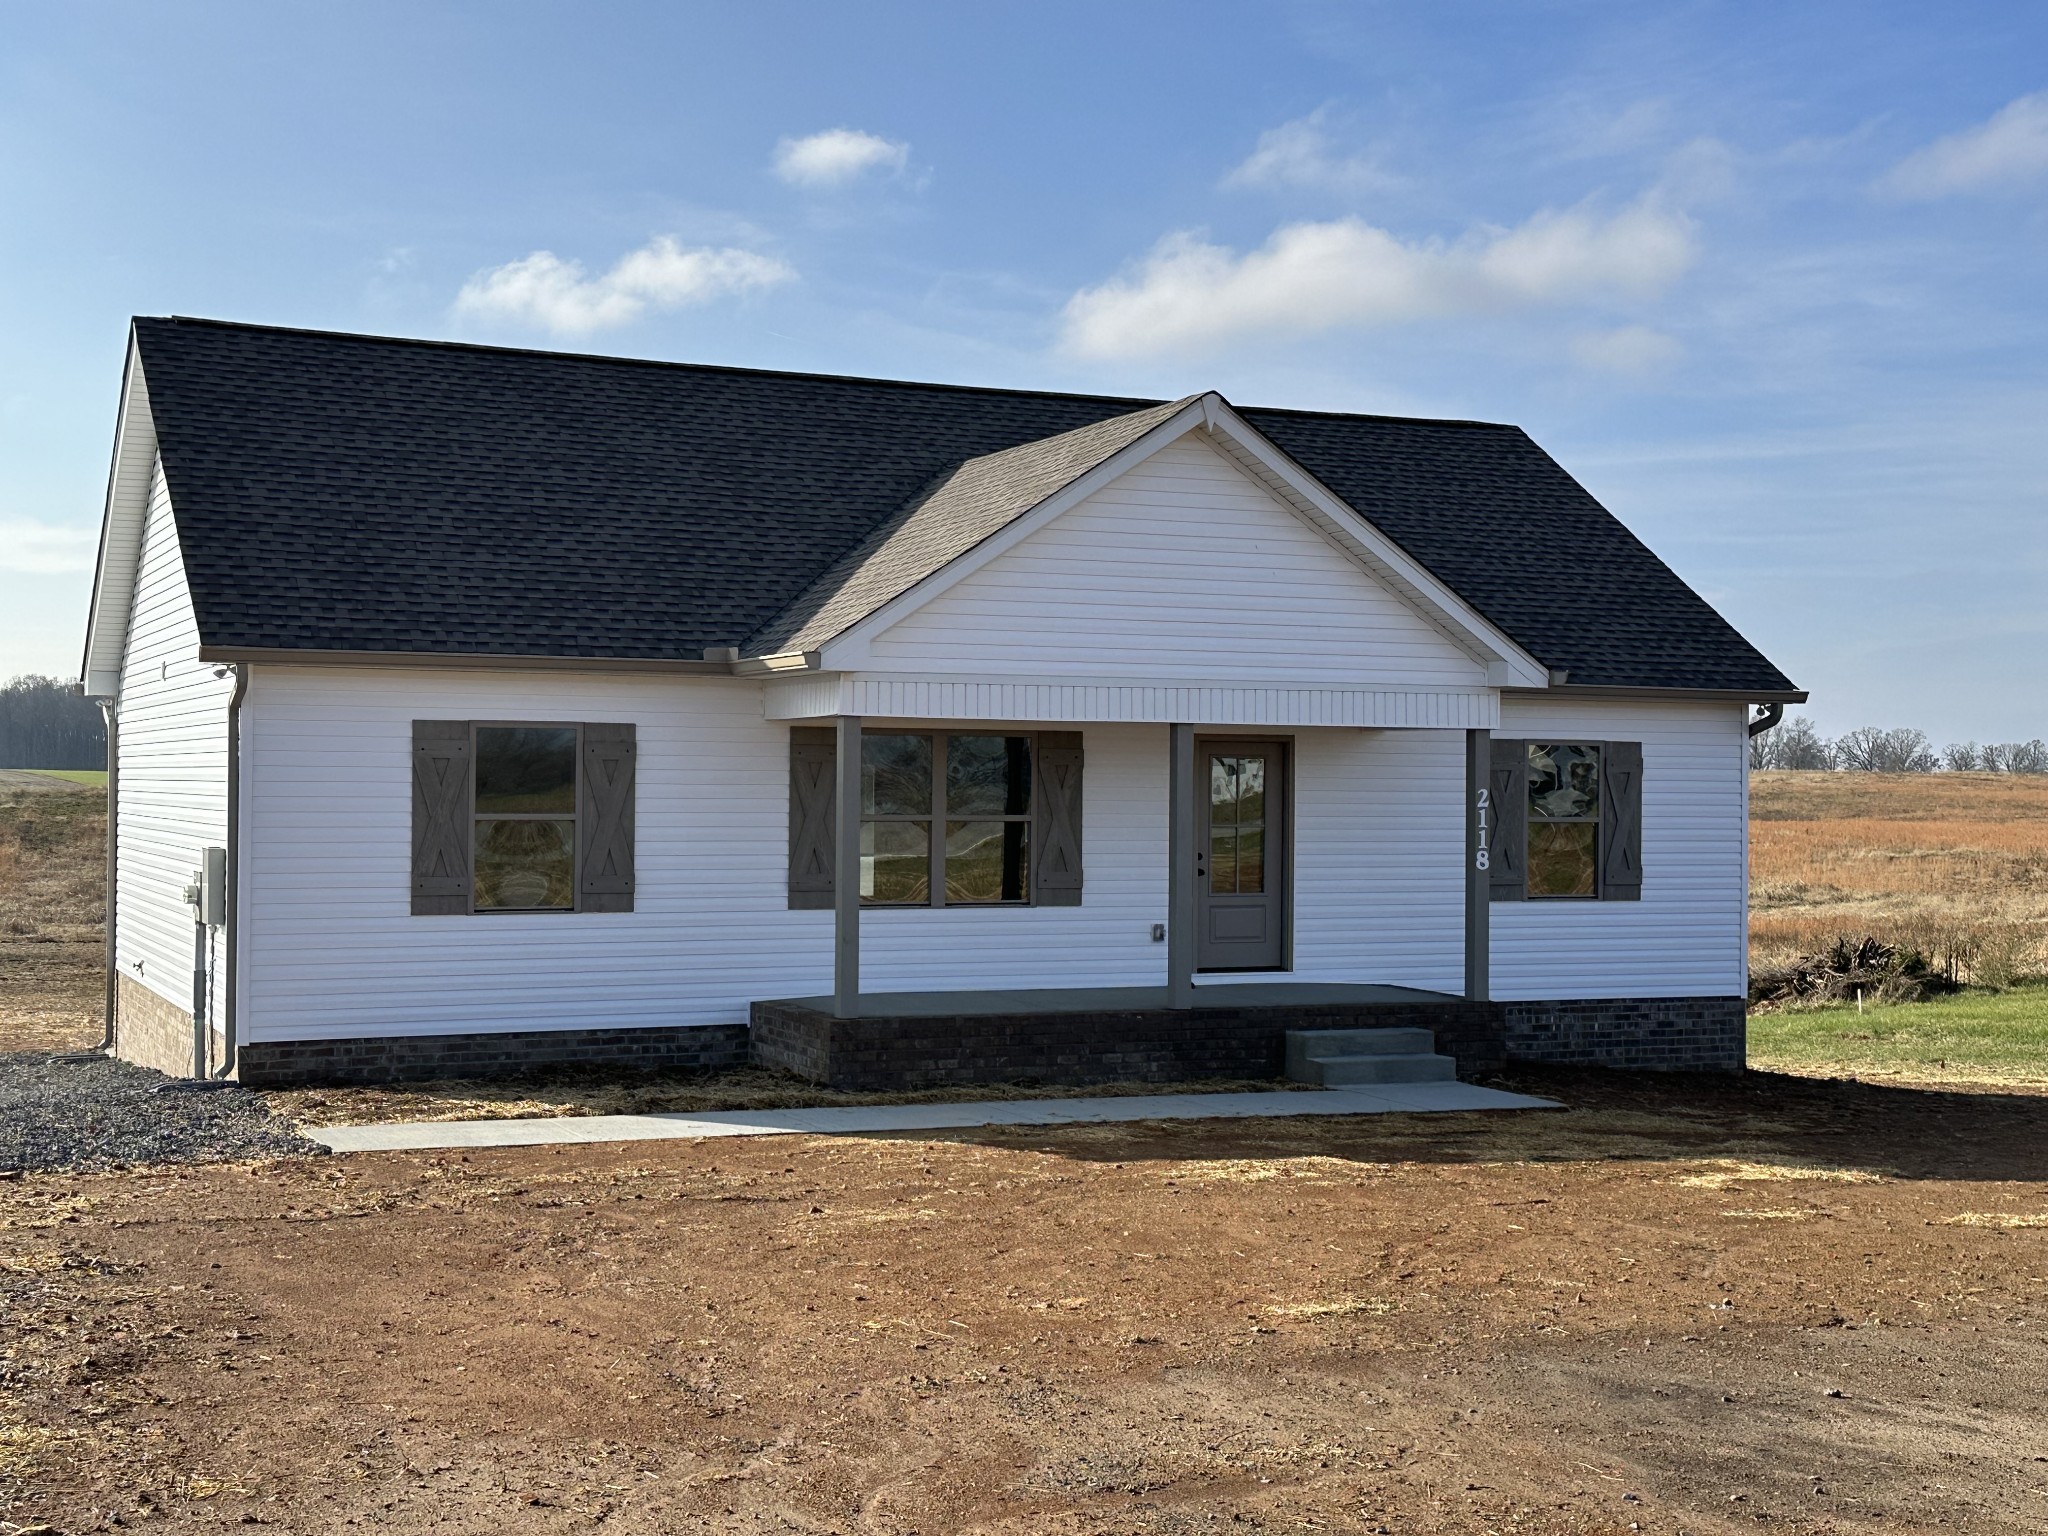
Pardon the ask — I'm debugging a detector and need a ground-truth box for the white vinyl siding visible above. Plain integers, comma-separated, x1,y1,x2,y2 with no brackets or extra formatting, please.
238,670,1474,1042
114,460,232,1016
865,436,1488,687
1491,697,1749,1000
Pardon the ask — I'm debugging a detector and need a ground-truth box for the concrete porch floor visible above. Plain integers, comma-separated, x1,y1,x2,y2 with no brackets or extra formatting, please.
771,982,1457,1019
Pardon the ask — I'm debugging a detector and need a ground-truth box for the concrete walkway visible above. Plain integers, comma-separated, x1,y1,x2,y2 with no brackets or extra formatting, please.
307,1080,1558,1154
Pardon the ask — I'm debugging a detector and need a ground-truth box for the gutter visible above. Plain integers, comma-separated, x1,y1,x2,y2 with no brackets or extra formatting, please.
1505,683,1809,705
1748,701,1786,739
213,664,249,1079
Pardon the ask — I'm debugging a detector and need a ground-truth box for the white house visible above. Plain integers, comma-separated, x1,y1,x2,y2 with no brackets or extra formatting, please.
79,318,1802,1087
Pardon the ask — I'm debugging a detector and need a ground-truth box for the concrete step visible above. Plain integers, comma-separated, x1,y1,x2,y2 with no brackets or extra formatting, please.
1305,1052,1461,1087
1284,1027,1437,1081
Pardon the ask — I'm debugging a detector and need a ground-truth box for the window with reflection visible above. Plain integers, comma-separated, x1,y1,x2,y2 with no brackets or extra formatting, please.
474,725,578,911
1208,754,1267,894
1526,742,1600,898
860,733,1032,905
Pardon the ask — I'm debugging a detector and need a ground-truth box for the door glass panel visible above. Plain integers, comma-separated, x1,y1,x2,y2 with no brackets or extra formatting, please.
948,736,1031,816
1209,828,1238,894
474,726,577,813
1237,826,1265,893
1236,756,1265,822
474,818,575,910
860,819,930,903
862,735,932,816
945,820,1030,903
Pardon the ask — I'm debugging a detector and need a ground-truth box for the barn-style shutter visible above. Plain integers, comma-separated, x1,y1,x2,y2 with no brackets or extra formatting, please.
1600,740,1643,901
788,727,837,909
1487,737,1527,902
411,720,472,915
1032,732,1085,906
579,723,637,912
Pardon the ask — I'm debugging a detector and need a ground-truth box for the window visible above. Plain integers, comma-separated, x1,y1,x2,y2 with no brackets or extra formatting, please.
410,719,637,916
473,725,579,911
860,732,1033,906
1526,742,1600,898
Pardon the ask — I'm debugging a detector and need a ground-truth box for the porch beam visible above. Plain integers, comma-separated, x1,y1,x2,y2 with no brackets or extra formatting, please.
833,715,862,1018
1464,727,1491,1002
1167,722,1197,1009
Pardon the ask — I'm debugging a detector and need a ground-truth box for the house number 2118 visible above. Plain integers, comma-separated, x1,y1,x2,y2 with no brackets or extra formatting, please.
1473,786,1491,872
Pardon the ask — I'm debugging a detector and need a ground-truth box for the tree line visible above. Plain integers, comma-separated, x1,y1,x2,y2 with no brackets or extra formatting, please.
1752,715,2048,774
0,675,107,770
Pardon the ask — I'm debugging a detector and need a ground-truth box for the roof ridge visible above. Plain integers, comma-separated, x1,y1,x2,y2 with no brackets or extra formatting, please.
144,315,1166,411
144,317,1517,430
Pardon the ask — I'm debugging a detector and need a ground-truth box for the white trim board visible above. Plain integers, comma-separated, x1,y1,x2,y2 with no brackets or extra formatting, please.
764,673,1501,728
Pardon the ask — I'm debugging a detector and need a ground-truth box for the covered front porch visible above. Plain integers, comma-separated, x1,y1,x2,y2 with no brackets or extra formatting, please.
748,977,1506,1092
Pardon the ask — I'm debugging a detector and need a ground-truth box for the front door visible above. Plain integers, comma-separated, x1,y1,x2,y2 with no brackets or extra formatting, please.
1196,739,1288,971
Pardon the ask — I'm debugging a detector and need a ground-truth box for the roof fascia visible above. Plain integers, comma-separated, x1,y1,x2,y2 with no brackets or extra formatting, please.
1193,400,1548,687
79,330,158,698
1505,683,1809,705
809,397,1215,669
195,646,737,676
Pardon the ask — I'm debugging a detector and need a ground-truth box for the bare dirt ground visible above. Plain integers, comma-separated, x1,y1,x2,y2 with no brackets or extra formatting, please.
6,1070,2047,1536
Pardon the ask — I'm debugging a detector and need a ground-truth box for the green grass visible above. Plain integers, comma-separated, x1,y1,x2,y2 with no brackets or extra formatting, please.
24,770,106,786
1749,984,2048,1085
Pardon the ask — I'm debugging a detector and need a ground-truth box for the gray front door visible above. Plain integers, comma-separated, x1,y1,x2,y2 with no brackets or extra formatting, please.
1196,739,1288,971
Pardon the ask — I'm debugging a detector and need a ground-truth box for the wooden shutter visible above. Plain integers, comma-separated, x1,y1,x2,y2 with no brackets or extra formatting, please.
788,727,837,910
1600,740,1644,901
1487,737,1527,902
579,723,637,913
1033,732,1085,906
411,720,472,915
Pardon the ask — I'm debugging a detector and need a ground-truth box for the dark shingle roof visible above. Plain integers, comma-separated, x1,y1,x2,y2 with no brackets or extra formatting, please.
131,316,1797,693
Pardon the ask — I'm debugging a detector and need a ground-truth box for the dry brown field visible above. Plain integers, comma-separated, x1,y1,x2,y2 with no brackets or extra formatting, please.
1749,770,2048,985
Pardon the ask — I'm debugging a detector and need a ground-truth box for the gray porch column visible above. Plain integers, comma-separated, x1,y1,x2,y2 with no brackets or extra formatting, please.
1464,727,1491,1003
1167,722,1197,1009
833,715,863,1018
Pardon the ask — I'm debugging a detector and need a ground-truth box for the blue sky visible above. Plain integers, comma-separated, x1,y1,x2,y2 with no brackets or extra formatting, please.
2,1,2043,742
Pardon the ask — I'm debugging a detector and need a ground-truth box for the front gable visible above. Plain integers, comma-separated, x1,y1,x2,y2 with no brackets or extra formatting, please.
856,431,1492,687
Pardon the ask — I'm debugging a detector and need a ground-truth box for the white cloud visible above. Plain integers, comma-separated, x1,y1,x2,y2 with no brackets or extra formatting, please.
1059,198,1696,359
773,128,909,187
1571,324,1682,376
0,517,96,575
1883,91,2048,198
1220,112,1403,196
454,236,795,336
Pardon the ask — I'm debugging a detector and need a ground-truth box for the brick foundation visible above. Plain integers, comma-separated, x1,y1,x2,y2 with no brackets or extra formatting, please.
114,972,205,1078
1502,996,1746,1073
233,1023,751,1087
218,994,1746,1089
749,997,1507,1092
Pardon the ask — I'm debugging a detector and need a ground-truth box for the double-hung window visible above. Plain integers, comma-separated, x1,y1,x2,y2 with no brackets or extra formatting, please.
473,725,580,911
860,732,1034,906
1525,742,1601,899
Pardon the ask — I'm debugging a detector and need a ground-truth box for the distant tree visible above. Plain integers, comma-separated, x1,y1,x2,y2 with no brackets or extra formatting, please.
1943,741,1984,772
1984,739,2048,774
1834,726,1937,774
0,675,106,770
1752,713,1834,770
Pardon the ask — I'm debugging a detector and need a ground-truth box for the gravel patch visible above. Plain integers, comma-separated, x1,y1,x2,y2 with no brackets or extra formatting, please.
0,1052,322,1173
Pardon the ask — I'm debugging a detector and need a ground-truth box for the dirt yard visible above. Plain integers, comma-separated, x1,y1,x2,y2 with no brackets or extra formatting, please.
6,1070,2047,1534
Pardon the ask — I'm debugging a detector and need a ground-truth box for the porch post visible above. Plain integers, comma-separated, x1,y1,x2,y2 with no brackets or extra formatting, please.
1464,727,1491,1002
1167,722,1197,1009
833,714,863,1018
